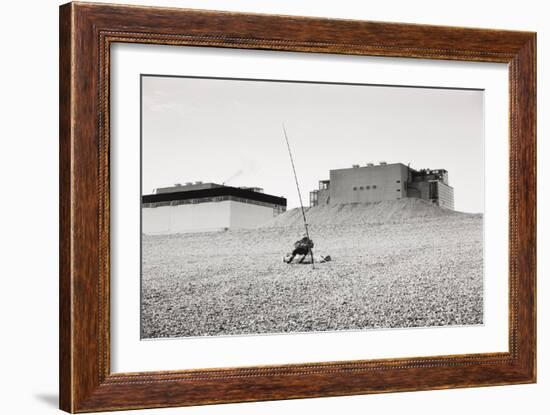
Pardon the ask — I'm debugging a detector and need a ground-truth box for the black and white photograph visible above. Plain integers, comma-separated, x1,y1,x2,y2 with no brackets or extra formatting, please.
140,75,484,339
4,0,544,413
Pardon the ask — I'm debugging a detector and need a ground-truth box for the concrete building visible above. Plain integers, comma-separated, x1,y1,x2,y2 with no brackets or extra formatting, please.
309,162,454,210
142,182,286,235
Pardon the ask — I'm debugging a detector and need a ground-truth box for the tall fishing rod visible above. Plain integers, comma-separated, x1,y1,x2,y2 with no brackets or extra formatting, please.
282,124,315,269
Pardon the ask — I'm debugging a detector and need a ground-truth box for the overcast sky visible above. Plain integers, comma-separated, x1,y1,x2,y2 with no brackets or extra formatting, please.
142,75,484,213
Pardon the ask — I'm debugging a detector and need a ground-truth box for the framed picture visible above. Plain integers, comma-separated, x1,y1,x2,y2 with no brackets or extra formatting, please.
59,2,536,412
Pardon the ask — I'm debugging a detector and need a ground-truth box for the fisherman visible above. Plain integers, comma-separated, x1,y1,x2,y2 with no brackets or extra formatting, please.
285,234,314,264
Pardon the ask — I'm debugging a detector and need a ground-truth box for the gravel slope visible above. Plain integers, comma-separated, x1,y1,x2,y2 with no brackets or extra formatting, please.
261,198,461,228
141,200,483,338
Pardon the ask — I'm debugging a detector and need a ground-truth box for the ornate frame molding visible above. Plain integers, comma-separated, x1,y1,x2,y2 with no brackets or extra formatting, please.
60,2,536,412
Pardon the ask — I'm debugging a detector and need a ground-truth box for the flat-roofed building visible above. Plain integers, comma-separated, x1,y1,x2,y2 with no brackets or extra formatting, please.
309,163,454,210
142,183,286,235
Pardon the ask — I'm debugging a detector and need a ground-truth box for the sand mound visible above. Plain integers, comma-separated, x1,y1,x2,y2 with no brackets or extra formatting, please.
260,198,472,228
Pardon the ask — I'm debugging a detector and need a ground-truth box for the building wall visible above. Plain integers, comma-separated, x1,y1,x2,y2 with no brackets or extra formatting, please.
142,200,276,235
142,200,232,234
310,188,330,206
406,181,455,209
406,181,430,202
437,182,455,210
229,201,279,228
329,164,409,204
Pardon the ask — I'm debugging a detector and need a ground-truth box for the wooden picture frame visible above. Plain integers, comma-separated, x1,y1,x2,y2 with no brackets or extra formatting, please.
59,2,536,412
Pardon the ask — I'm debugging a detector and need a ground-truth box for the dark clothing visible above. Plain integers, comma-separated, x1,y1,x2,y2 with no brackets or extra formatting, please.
286,237,314,264
294,237,314,250
291,246,310,256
